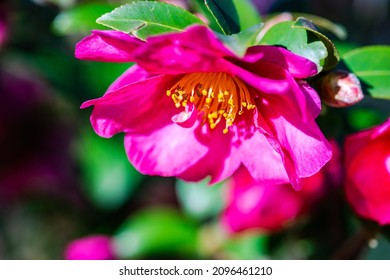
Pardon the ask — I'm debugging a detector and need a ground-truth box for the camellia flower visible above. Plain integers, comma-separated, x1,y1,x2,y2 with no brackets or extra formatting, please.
65,235,115,260
75,25,332,188
344,119,390,225
221,140,341,233
221,166,325,232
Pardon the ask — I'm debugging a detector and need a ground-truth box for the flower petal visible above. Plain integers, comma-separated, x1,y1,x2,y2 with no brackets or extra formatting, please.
257,99,332,189
244,46,318,78
75,30,144,62
124,121,208,177
178,124,241,183
81,74,179,137
133,25,234,74
239,128,290,184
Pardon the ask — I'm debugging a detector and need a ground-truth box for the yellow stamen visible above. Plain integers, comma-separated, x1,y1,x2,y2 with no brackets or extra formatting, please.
167,72,255,133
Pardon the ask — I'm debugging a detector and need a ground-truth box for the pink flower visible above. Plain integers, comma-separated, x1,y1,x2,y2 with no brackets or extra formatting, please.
344,119,390,225
221,166,325,233
75,25,332,188
222,140,342,232
64,235,115,260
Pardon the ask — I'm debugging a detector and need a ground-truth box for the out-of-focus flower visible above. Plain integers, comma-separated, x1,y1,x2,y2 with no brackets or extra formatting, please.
221,167,325,233
76,25,331,189
316,70,364,107
0,66,75,202
222,140,342,233
0,2,8,48
344,119,390,225
65,235,115,260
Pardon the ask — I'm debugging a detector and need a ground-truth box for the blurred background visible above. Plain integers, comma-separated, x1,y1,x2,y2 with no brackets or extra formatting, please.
0,0,389,260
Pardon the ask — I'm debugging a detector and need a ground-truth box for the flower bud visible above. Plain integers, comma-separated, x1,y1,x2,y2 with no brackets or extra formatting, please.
344,119,390,225
318,70,364,107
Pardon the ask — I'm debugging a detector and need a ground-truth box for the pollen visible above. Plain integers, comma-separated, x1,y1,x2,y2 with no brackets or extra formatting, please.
166,72,255,133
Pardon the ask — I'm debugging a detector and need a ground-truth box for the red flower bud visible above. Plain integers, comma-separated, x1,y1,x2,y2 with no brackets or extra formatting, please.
344,119,390,225
318,70,364,107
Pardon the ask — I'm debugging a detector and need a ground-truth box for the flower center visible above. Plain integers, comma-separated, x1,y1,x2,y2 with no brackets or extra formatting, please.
166,72,255,133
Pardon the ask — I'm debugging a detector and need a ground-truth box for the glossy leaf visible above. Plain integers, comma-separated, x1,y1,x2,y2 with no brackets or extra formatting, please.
204,0,240,35
232,0,262,31
96,1,204,40
217,23,264,57
259,20,327,72
290,13,347,40
113,207,199,259
176,178,224,220
342,46,390,99
293,17,340,70
52,4,114,35
77,130,143,210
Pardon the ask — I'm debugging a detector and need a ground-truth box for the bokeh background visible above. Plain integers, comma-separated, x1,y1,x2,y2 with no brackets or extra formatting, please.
0,0,389,259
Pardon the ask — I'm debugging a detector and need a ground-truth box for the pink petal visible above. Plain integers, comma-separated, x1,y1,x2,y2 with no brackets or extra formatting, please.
244,46,318,78
75,30,144,62
239,128,290,184
178,124,241,183
133,25,234,75
124,121,208,177
257,99,332,189
81,75,179,137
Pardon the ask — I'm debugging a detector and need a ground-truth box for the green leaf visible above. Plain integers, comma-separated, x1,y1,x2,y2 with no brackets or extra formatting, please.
259,20,327,72
232,0,262,31
176,178,224,221
77,130,143,210
204,0,240,35
217,23,264,57
96,1,204,40
113,207,199,258
342,46,390,99
223,232,269,260
290,13,347,40
292,17,340,70
52,4,115,35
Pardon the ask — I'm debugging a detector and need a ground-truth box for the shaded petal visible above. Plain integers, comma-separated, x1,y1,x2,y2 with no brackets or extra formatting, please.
124,121,208,177
75,30,144,62
178,124,241,183
257,99,332,189
239,128,290,184
134,25,234,74
106,65,152,92
244,46,318,78
81,75,179,137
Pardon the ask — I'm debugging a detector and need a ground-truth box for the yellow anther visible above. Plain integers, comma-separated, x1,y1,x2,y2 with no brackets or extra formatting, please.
166,72,254,134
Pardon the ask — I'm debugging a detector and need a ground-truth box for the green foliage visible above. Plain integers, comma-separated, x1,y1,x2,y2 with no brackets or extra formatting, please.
113,207,199,258
231,0,262,31
204,0,240,35
217,23,264,57
176,179,224,221
52,3,115,35
259,20,327,72
77,130,143,211
223,233,268,259
96,1,204,40
342,46,390,100
292,17,340,70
